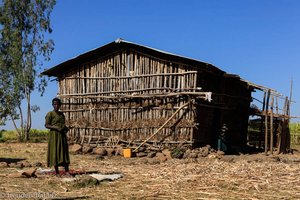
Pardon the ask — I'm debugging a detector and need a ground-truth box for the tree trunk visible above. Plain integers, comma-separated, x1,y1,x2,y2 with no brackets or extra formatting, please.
25,90,31,141
10,115,21,141
19,104,26,141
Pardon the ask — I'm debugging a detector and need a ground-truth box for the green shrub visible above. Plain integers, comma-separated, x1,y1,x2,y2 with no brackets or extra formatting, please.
1,130,18,142
29,129,49,142
290,123,300,135
171,147,185,159
290,123,300,145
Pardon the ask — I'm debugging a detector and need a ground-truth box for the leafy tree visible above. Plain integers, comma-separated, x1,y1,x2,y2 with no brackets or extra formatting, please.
0,0,56,141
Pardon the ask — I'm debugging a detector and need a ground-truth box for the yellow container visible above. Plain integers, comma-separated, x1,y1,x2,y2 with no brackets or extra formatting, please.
123,148,132,158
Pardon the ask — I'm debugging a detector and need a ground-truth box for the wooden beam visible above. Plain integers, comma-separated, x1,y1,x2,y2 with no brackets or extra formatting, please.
264,89,270,154
270,95,274,154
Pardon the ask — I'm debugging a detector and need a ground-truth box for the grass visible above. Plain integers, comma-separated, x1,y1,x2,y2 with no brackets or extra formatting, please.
0,129,49,143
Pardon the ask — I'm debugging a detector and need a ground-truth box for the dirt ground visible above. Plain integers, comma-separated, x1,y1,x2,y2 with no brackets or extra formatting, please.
0,143,300,200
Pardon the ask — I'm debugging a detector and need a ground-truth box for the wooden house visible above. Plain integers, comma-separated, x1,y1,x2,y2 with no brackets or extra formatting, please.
42,39,282,152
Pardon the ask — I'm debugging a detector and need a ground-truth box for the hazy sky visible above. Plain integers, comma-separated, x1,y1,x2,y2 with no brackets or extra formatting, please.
3,0,300,130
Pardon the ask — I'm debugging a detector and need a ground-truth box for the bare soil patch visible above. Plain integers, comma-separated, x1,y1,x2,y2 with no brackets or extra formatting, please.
0,142,300,199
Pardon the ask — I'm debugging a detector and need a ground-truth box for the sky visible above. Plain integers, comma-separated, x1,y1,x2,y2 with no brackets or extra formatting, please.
3,0,300,130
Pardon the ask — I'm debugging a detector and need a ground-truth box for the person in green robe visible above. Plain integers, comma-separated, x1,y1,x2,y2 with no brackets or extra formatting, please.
45,98,70,176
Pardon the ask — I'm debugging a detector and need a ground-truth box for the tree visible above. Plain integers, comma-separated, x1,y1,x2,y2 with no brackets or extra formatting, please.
0,0,56,141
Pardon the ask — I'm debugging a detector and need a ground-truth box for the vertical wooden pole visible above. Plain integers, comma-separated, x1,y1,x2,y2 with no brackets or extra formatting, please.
270,95,274,154
264,89,270,154
275,96,279,114
278,97,288,154
286,99,291,151
260,92,266,148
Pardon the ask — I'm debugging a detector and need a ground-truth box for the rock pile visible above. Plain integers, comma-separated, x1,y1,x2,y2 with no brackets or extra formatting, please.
69,144,225,163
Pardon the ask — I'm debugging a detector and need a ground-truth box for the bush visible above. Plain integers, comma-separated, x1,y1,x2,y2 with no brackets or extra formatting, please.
290,123,300,135
171,147,185,159
29,129,49,142
0,130,18,142
290,123,300,145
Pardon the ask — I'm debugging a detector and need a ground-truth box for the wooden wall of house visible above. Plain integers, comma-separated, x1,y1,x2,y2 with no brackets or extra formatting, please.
193,73,252,150
58,49,201,147
57,47,252,150
193,71,223,147
222,78,252,151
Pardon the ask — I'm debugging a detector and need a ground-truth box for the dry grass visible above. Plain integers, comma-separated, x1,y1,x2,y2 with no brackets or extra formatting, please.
0,142,300,199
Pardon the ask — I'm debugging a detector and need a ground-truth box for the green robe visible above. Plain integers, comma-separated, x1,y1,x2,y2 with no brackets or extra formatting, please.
45,110,70,167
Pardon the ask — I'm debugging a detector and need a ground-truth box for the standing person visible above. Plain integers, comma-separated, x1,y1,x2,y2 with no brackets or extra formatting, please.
45,98,70,176
217,123,228,153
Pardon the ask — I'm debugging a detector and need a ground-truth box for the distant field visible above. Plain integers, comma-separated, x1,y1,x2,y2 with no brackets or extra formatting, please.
0,129,49,143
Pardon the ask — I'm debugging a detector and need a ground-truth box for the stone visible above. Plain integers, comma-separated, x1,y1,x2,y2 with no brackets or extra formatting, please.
32,162,43,167
21,168,37,178
183,149,191,159
0,162,8,168
189,152,198,159
147,152,156,158
106,148,115,157
136,152,147,157
8,162,16,168
69,144,82,154
82,146,93,154
93,147,107,156
216,150,225,156
199,146,210,157
156,153,167,162
22,161,32,168
162,149,172,160
9,162,24,168
16,162,25,168
185,149,191,154
115,147,123,156
182,152,189,159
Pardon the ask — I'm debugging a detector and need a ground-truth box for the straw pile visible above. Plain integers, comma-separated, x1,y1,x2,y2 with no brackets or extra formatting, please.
1,142,300,199
96,154,300,199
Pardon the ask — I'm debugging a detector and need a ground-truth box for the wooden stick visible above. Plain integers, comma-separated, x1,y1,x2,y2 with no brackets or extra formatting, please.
270,95,274,154
58,91,212,100
133,101,191,152
58,87,203,96
63,71,198,79
264,89,270,154
259,91,266,148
